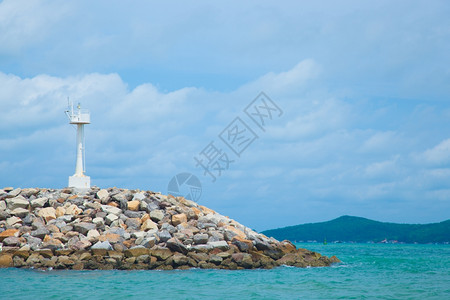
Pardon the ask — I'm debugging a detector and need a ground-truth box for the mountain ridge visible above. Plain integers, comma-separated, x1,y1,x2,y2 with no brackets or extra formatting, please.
262,215,450,243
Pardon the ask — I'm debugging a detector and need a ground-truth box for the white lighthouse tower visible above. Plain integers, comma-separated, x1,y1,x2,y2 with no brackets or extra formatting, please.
65,101,91,189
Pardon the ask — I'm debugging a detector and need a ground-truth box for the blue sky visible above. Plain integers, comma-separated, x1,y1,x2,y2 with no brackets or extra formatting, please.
1,0,449,230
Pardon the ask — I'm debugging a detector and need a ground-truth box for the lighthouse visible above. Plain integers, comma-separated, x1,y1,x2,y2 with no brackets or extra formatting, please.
65,101,91,189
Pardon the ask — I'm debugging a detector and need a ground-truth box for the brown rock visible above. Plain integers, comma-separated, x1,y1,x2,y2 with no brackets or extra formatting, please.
98,233,121,243
55,206,65,218
231,236,253,252
0,254,13,268
124,247,150,257
171,213,187,226
123,239,136,249
127,200,140,211
151,248,173,260
225,225,246,240
279,240,296,253
13,250,30,259
0,228,19,242
38,207,56,222
141,219,158,231
36,249,54,259
199,205,216,215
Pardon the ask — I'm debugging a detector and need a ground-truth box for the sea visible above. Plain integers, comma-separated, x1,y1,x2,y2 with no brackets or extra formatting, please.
1,243,448,299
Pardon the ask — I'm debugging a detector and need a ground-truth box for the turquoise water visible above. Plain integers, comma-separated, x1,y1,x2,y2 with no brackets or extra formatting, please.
1,243,449,299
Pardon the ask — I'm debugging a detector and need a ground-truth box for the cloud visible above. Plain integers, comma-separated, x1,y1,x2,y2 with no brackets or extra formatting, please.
419,138,450,166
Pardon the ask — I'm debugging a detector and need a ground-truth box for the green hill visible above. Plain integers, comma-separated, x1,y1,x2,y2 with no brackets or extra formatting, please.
262,216,450,243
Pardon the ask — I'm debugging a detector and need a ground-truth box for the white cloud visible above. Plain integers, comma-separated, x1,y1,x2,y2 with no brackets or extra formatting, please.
420,138,450,166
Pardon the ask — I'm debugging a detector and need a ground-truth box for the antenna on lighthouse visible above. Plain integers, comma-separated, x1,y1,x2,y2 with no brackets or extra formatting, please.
65,99,91,189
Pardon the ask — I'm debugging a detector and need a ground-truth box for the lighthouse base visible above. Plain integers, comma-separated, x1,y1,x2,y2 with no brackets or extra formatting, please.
69,176,91,189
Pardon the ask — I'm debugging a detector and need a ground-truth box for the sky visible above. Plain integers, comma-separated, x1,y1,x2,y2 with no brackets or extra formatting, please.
1,0,449,231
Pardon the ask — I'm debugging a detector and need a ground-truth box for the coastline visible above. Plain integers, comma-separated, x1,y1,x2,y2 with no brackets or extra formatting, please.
0,187,339,270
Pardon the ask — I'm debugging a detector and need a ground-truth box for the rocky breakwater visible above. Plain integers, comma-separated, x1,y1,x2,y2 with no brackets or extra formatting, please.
0,187,340,270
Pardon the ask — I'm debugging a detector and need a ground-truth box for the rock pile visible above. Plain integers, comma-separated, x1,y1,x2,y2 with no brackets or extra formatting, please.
0,187,340,270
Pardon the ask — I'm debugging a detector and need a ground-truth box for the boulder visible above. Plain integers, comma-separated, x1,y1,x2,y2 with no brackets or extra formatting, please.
209,254,223,265
150,210,164,222
96,189,109,201
158,230,172,242
73,222,96,235
207,241,230,251
172,253,189,266
172,213,187,226
101,205,122,216
0,228,19,242
141,219,158,231
31,227,50,239
124,246,149,258
127,200,140,211
55,207,65,218
87,229,100,240
7,188,21,197
30,197,48,208
6,216,22,226
3,236,22,246
91,241,113,250
6,196,29,210
0,254,13,268
105,213,118,225
65,204,82,216
193,233,209,245
231,236,253,252
166,237,188,254
41,237,64,250
38,207,56,222
151,248,173,260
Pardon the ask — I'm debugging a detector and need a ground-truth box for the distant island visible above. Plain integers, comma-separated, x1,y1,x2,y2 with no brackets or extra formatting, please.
262,215,450,244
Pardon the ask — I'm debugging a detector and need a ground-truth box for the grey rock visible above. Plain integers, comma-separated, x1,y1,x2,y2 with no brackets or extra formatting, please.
91,240,113,250
21,214,34,225
101,205,122,216
132,192,146,201
0,211,10,220
208,231,224,242
149,210,164,222
105,214,118,225
207,241,230,251
198,222,216,229
6,196,29,210
24,235,42,250
139,237,156,248
96,189,109,201
160,223,176,234
57,215,73,223
166,237,188,254
193,233,209,245
125,218,141,230
146,202,159,211
11,207,29,218
7,188,21,198
31,227,50,239
3,236,21,246
0,200,6,211
158,230,172,242
254,238,271,251
124,210,143,218
107,227,131,240
6,216,21,226
73,222,96,235
209,255,223,265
